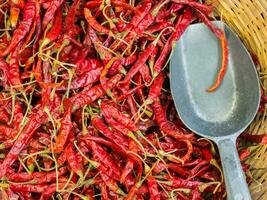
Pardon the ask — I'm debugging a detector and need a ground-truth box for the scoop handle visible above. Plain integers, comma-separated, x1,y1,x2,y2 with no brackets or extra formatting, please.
216,138,251,200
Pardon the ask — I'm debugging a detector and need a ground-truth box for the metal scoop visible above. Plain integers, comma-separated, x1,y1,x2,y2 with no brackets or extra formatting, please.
170,21,260,200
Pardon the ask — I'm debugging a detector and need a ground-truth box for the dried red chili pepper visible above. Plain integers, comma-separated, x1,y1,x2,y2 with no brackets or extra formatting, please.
85,138,121,178
65,143,84,177
91,114,128,150
153,8,194,77
153,98,194,140
84,8,113,36
53,105,72,153
0,1,35,57
41,7,62,47
42,0,64,28
9,44,22,88
147,175,160,200
10,184,47,193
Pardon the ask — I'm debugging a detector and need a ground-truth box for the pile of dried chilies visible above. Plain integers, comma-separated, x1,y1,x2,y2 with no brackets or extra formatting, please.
0,0,257,199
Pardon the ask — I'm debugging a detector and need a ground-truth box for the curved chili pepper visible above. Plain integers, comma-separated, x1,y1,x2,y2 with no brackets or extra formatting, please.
146,21,173,34
116,84,145,102
53,105,72,153
71,74,122,111
147,175,160,200
0,1,35,57
171,0,212,14
10,7,20,28
153,8,194,77
121,53,138,66
162,174,202,189
139,64,152,84
84,8,113,36
42,0,64,29
84,1,101,8
58,67,103,91
101,101,139,132
85,139,121,178
9,44,22,88
41,7,62,47
65,143,84,177
153,98,194,140
206,34,228,92
91,114,128,150
88,26,113,64
156,3,183,22
99,165,126,196
240,132,267,144
65,0,80,30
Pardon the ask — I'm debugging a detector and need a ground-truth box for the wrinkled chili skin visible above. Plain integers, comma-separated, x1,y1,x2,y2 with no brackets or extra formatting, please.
0,0,232,199
0,1,35,57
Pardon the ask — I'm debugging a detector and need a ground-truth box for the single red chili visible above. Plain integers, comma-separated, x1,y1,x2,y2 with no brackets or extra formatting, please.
116,84,145,102
146,21,173,34
7,167,67,184
58,67,103,91
53,105,72,153
8,45,22,88
65,143,84,177
162,174,202,189
76,58,102,75
41,7,62,48
153,98,194,140
84,8,113,36
42,0,64,28
10,184,47,193
65,0,80,31
195,10,228,92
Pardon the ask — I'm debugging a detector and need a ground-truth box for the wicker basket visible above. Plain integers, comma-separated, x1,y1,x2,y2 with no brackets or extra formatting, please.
208,0,267,199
